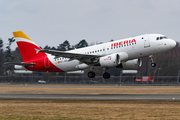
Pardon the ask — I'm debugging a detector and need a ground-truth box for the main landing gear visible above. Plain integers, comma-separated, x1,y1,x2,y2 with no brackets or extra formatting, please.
87,71,111,79
87,71,96,78
149,55,156,67
102,68,111,79
87,67,96,78
103,72,111,79
87,68,111,79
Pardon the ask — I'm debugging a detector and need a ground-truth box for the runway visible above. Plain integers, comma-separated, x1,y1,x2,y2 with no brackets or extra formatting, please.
0,93,179,101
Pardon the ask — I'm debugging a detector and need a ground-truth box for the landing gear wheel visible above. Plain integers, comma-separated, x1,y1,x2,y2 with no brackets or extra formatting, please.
149,55,156,67
103,72,111,79
151,63,156,67
87,71,96,78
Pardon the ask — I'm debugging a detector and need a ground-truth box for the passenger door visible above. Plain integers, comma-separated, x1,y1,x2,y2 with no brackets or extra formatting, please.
144,34,150,48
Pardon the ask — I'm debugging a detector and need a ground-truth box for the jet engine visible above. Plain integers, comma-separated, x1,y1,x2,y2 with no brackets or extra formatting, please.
121,58,142,69
99,53,120,67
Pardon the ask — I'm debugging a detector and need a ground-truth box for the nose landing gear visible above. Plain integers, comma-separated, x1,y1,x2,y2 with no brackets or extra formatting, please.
151,63,156,67
149,55,156,67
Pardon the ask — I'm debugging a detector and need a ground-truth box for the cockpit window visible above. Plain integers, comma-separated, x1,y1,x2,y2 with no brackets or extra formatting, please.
163,36,168,39
156,36,168,40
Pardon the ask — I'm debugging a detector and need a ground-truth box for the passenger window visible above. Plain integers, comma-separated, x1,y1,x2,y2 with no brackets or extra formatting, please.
107,48,109,50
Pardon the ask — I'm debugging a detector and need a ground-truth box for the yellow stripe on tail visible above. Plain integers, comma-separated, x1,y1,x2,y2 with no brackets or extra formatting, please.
13,31,33,42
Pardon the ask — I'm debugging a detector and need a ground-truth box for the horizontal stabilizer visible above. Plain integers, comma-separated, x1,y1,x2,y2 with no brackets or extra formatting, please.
4,62,35,66
14,70,33,74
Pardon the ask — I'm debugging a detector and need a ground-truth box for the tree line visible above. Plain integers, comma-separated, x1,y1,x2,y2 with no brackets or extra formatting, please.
0,37,180,77
43,39,88,51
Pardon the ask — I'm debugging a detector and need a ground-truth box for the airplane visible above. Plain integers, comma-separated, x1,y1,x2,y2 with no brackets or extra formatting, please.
5,31,176,79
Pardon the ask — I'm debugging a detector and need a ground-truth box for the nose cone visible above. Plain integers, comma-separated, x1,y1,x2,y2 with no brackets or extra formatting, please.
170,40,176,48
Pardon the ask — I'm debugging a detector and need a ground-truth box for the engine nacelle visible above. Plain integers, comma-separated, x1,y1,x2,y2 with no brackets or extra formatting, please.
99,53,120,67
122,58,142,69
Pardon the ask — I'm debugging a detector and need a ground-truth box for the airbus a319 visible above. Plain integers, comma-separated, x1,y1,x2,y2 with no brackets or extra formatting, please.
5,31,176,79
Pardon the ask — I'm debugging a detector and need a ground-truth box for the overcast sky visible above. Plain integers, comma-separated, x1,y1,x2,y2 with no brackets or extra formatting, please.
0,0,180,50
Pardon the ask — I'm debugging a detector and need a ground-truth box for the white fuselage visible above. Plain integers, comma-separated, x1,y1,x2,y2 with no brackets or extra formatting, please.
46,34,176,72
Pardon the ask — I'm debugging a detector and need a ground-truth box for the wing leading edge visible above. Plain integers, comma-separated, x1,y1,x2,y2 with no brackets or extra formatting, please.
40,49,101,64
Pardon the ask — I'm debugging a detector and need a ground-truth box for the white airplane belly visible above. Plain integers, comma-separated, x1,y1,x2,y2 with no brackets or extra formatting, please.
56,60,80,72
47,54,80,72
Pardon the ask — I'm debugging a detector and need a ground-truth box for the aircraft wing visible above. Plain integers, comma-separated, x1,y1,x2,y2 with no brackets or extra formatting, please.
40,49,101,64
4,62,36,66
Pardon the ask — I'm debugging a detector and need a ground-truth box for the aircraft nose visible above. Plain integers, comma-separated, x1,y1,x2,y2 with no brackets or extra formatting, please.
170,40,176,48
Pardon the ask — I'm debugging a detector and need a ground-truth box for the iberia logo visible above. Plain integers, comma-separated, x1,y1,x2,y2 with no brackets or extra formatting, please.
104,56,112,61
111,39,136,47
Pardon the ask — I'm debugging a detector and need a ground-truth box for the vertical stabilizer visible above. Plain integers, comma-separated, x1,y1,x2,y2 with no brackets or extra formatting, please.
13,31,45,62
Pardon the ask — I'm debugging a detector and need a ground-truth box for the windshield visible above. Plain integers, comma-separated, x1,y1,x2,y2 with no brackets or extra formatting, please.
156,36,168,40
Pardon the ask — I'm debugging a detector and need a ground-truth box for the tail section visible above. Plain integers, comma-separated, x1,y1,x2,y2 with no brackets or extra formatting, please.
13,31,45,62
7,31,64,72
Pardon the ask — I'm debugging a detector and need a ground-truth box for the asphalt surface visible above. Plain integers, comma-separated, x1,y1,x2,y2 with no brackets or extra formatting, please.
0,93,179,101
0,86,180,89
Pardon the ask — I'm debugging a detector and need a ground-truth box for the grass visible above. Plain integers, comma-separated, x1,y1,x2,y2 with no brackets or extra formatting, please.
0,99,180,120
0,84,179,94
